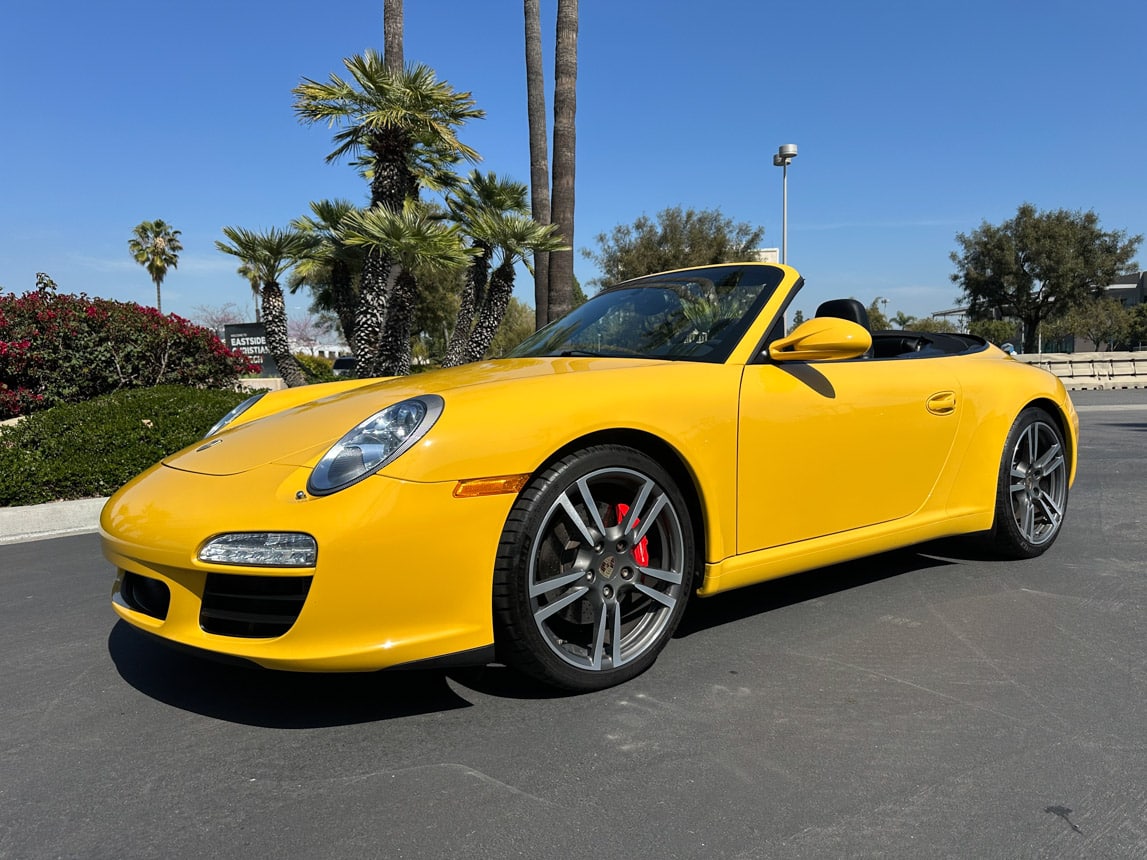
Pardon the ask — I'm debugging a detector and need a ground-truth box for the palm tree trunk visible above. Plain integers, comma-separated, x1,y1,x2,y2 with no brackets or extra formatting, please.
548,0,578,324
443,245,492,367
464,260,517,363
370,131,416,211
384,0,403,73
261,282,308,388
359,132,415,374
354,250,395,376
378,269,417,375
330,259,356,347
524,0,551,329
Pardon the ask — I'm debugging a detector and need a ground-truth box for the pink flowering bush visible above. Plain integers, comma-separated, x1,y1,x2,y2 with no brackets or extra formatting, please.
0,282,258,418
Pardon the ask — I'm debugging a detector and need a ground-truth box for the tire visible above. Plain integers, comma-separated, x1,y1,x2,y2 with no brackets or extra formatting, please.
988,407,1069,558
493,445,695,692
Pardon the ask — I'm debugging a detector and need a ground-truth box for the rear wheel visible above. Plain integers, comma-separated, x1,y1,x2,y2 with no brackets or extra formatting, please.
989,407,1069,558
493,445,695,691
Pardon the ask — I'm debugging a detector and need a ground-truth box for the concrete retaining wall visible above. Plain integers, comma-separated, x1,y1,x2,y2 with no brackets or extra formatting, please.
1015,351,1147,390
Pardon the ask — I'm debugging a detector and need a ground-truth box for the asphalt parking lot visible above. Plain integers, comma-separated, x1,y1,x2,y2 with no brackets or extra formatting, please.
1,388,1145,859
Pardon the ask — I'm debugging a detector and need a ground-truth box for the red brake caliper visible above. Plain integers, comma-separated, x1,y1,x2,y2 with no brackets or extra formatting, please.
615,503,650,566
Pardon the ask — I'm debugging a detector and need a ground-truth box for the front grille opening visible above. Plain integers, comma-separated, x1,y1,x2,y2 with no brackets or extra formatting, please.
199,573,312,638
120,572,171,620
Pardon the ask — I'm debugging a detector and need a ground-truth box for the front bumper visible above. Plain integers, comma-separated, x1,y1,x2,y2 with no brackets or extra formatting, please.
101,461,514,672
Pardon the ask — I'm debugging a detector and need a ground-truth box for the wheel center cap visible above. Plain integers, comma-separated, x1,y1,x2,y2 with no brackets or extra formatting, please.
598,556,617,579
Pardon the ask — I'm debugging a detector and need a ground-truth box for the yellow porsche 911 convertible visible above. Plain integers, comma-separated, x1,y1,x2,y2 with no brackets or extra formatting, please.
101,263,1078,691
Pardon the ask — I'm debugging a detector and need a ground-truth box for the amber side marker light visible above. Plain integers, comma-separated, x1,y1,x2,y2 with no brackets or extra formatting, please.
453,474,532,498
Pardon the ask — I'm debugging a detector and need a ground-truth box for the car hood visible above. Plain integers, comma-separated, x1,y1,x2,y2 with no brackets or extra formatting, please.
163,356,667,477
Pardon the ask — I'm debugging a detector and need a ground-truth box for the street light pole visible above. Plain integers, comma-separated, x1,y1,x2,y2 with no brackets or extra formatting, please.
773,144,798,265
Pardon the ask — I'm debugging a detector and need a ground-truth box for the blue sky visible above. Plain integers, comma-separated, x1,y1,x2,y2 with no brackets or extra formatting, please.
2,0,1144,328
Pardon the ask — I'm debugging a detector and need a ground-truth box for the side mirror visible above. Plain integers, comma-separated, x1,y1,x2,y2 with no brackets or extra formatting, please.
768,317,872,362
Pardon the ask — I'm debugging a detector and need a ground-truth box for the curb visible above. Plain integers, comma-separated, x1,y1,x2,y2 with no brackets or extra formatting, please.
0,497,108,546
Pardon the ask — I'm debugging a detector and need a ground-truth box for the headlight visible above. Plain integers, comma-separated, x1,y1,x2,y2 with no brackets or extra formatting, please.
307,395,444,496
198,532,317,567
205,391,267,438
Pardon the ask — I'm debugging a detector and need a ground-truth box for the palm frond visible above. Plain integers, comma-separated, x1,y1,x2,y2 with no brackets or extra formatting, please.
341,202,476,273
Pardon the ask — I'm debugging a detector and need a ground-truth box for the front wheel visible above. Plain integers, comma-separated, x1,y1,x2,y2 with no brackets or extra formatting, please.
493,445,695,692
989,407,1069,558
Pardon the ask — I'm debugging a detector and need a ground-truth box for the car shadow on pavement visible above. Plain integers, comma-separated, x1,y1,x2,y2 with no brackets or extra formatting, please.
107,538,997,719
675,541,971,638
108,621,475,727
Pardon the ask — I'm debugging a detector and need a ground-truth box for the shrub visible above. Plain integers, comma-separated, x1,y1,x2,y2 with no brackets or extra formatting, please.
0,283,259,418
295,353,336,384
0,385,251,506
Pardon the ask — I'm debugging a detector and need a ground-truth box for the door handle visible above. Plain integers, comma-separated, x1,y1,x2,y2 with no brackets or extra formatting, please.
926,391,957,415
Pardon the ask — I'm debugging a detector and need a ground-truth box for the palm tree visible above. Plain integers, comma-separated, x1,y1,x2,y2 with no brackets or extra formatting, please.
215,226,313,388
294,55,482,213
235,262,263,321
445,211,565,366
441,171,555,366
340,202,474,376
524,0,551,328
293,54,484,373
128,219,183,313
548,0,578,323
442,171,530,367
291,199,362,348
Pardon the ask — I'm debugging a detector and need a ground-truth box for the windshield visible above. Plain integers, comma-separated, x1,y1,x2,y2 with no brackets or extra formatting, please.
509,264,784,363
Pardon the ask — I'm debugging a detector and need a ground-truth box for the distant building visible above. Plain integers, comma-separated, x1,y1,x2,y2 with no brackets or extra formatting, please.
750,248,780,263
290,340,351,360
930,271,1146,331
1102,271,1146,307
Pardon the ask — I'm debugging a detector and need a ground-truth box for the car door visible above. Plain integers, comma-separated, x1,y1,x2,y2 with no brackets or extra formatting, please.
736,356,963,554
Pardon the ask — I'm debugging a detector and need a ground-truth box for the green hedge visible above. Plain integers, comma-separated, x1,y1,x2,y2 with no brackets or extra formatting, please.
0,385,250,506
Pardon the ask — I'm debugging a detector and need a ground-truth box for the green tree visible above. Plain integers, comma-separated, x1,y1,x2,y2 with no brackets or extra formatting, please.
444,211,565,365
1063,296,1129,351
234,262,263,321
291,199,362,348
892,311,916,329
488,297,536,357
128,219,183,313
411,269,463,365
340,202,474,375
293,53,483,375
1121,303,1147,351
910,317,959,334
584,206,765,287
216,226,313,388
441,171,563,366
967,318,1020,347
865,299,890,331
787,308,806,334
442,171,529,367
951,203,1141,353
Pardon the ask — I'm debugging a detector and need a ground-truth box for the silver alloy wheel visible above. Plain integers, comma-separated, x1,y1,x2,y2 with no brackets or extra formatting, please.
526,466,686,672
1007,419,1068,546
